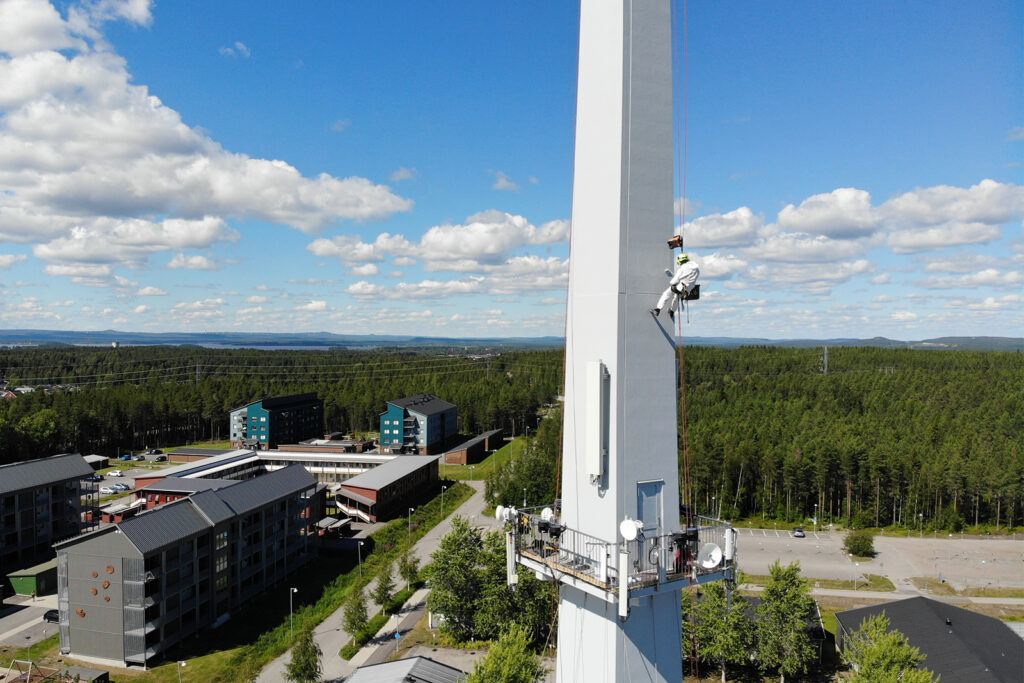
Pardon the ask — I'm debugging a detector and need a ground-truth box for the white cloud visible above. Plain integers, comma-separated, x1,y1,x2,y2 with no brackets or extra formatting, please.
33,217,236,266
390,167,416,181
683,207,764,248
44,263,111,278
219,41,250,58
348,278,484,300
870,274,891,284
350,263,379,276
330,118,351,132
0,254,27,268
691,252,747,279
965,294,1023,310
1007,126,1024,141
167,253,217,270
916,268,1023,289
747,259,872,286
308,211,569,271
244,295,267,303
392,256,416,267
921,251,1002,274
777,188,879,238
237,305,263,315
749,232,872,263
490,171,519,192
131,304,147,313
0,0,81,56
137,285,166,295
295,300,327,311
172,297,223,311
886,221,1003,254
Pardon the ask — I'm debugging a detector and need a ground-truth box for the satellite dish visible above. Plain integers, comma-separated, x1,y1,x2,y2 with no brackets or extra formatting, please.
697,543,723,569
541,507,555,522
495,505,506,523
620,518,642,541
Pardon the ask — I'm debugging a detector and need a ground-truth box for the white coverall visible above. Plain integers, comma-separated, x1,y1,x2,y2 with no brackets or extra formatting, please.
655,260,699,316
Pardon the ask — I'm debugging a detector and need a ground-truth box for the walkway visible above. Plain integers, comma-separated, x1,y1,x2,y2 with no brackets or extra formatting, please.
257,480,498,682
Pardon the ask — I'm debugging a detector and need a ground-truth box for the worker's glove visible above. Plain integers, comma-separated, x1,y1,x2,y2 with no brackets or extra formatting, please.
664,269,672,277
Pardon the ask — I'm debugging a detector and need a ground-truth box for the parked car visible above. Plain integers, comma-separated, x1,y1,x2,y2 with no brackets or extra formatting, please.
154,455,167,462
99,486,116,495
84,474,103,482
112,483,130,491
133,454,145,461
119,454,132,461
792,526,806,538
43,609,59,624
107,470,123,477
146,448,162,455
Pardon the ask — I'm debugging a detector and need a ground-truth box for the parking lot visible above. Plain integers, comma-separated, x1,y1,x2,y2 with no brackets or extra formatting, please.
735,527,1024,592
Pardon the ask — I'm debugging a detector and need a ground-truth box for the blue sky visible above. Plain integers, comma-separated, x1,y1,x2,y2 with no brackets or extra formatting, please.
0,0,1020,339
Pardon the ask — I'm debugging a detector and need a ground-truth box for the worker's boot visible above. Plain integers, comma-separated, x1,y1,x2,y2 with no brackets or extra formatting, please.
649,308,660,317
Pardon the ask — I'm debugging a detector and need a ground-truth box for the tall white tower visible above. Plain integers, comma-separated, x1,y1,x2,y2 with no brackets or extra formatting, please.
504,2,735,682
557,0,681,680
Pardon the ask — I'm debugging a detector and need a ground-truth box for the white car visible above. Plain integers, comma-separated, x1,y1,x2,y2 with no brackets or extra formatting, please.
107,470,123,477
99,486,116,495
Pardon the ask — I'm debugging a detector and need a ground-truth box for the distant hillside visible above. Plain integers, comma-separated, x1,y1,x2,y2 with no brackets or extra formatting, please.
0,329,1020,352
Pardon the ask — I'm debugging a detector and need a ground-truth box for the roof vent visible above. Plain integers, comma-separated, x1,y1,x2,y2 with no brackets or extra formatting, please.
945,617,952,626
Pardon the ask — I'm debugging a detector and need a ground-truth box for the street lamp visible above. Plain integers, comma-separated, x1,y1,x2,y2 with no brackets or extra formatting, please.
357,541,365,578
469,465,475,482
711,496,716,518
408,507,415,547
289,587,298,637
814,503,818,534
523,487,527,507
441,486,447,517
919,513,923,538
177,661,187,683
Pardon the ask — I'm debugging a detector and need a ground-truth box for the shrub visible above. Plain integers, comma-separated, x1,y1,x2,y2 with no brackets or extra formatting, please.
844,529,875,557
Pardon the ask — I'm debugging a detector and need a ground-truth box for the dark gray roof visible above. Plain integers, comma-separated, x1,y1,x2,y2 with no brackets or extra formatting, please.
389,394,456,417
836,596,1023,683
143,478,240,494
340,456,437,492
338,489,376,507
444,429,503,454
212,465,316,516
118,499,211,554
189,490,236,525
345,656,466,683
232,392,321,412
0,453,94,495
169,447,233,457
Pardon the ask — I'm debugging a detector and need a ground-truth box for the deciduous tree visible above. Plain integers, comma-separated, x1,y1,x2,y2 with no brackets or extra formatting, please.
284,629,322,683
755,561,817,683
842,613,936,683
465,624,546,683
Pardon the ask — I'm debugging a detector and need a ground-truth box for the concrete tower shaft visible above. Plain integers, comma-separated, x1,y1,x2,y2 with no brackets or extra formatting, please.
556,0,683,680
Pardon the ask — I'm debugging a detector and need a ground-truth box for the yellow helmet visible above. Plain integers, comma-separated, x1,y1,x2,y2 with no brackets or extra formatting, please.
677,253,690,265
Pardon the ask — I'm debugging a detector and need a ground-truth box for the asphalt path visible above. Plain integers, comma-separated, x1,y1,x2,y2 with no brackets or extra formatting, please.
257,480,499,683
0,594,59,647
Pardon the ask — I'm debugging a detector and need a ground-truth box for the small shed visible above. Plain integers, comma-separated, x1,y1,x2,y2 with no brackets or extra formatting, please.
84,454,109,470
6,558,58,596
63,665,111,682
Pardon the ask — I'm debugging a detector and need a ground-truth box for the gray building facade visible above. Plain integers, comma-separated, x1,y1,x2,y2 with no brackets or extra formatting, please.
55,465,319,668
1,453,95,588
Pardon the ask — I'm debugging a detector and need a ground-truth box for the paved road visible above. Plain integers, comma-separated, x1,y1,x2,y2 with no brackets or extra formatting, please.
0,594,59,647
257,480,499,682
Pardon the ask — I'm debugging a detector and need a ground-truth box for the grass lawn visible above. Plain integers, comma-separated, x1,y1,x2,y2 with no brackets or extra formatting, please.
911,577,1024,599
442,438,525,481
744,573,895,592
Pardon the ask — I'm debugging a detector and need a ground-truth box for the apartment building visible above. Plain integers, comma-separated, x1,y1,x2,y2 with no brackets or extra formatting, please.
54,465,319,668
379,394,457,454
1,454,95,586
229,393,324,449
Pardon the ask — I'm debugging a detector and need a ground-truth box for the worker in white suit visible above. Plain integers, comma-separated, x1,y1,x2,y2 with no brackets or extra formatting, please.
651,253,699,321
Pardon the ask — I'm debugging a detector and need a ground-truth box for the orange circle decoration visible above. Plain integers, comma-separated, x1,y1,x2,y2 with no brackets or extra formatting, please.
102,580,110,589
76,608,86,618
90,588,97,595
106,566,115,574
91,571,98,578
104,596,110,602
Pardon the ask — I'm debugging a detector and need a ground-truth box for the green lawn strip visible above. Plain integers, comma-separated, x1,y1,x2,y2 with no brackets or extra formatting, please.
442,438,525,480
910,576,957,595
910,577,1024,598
744,573,894,592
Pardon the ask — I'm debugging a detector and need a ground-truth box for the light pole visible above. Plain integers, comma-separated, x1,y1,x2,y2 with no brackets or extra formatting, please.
289,587,298,637
177,660,187,683
814,503,818,534
441,486,447,517
25,635,31,663
711,496,716,518
919,513,923,538
523,487,527,507
408,507,415,547
357,541,365,578
469,465,475,482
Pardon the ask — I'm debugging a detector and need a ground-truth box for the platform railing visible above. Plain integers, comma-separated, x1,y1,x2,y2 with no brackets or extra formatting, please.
510,506,735,594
